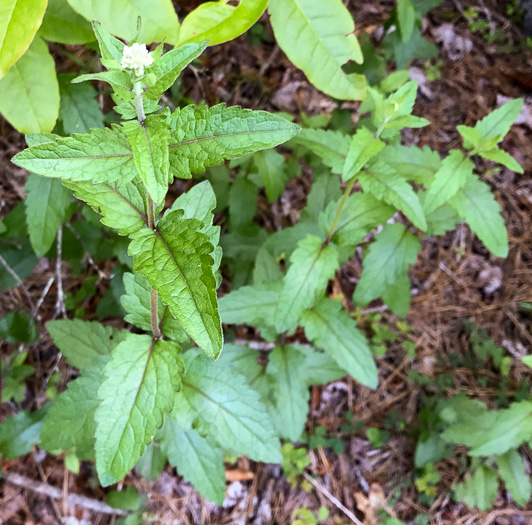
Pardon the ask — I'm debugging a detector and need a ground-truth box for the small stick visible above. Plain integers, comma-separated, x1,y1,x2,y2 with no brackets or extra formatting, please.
54,226,67,319
0,253,36,311
302,472,364,525
32,275,55,320
2,471,129,517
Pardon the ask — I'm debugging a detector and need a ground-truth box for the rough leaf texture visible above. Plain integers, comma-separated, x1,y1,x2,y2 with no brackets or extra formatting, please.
167,104,300,179
129,210,222,359
95,335,183,486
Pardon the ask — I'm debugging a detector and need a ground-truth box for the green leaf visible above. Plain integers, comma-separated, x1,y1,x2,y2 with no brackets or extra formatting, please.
359,163,427,231
0,36,59,133
0,236,38,290
300,346,346,385
275,234,339,333
474,98,523,143
71,71,134,100
497,450,531,507
145,41,208,101
397,0,416,42
95,335,183,486
291,128,350,175
123,114,170,204
268,0,365,100
0,312,38,343
91,20,125,64
178,0,268,46
253,149,289,203
46,319,127,372
382,274,411,317
424,150,474,213
158,417,226,505
320,192,394,247
449,176,508,258
228,177,258,230
12,126,137,184
66,0,180,45
216,343,266,386
443,401,532,457
64,179,148,236
136,441,166,481
40,0,94,45
375,144,441,186
342,127,385,182
353,223,421,305
25,174,71,257
301,298,378,388
479,147,523,174
167,104,300,180
219,281,282,328
266,345,309,441
456,125,484,151
177,351,281,463
0,0,47,78
121,271,189,342
453,466,498,511
40,367,103,460
0,408,47,459
129,210,223,359
58,73,105,135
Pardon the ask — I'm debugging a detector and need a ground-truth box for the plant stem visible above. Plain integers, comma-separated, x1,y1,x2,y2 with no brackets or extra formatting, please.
133,81,145,123
134,80,160,338
325,176,356,244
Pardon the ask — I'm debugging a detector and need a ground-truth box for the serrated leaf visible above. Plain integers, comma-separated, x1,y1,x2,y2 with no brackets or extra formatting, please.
424,150,474,213
25,174,71,257
421,195,460,236
178,0,267,46
253,149,289,203
375,144,441,186
72,70,134,101
136,441,167,481
121,272,188,342
0,408,47,459
442,401,532,457
0,0,47,78
382,274,411,317
359,163,427,230
497,449,531,507
158,417,226,505
12,126,136,184
40,0,94,45
475,98,523,143
177,352,281,463
167,104,300,180
129,210,222,359
480,147,523,174
398,0,416,42
145,41,208,101
64,179,148,236
46,319,127,372
91,20,124,64
219,281,282,328
216,343,266,386
123,115,170,204
66,0,180,45
320,192,394,247
266,345,309,441
0,36,59,133
300,346,346,385
353,223,421,305
58,73,105,135
449,176,508,258
301,298,378,388
342,127,385,182
95,335,183,486
454,466,498,511
275,234,339,333
268,0,365,100
40,367,103,460
456,125,484,151
291,128,350,175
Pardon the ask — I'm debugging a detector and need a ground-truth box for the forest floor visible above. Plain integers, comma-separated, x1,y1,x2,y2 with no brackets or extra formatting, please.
1,1,532,524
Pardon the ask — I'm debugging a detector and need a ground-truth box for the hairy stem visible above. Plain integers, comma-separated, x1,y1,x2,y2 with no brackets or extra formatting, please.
134,81,160,338
326,176,356,244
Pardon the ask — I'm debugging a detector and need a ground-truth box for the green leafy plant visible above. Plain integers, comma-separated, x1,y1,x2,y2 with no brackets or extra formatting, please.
10,21,299,501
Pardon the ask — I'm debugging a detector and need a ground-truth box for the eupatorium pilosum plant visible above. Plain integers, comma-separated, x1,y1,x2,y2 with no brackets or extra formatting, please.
11,22,299,497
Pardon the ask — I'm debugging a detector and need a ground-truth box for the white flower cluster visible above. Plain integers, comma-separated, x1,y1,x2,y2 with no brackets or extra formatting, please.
121,43,154,76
